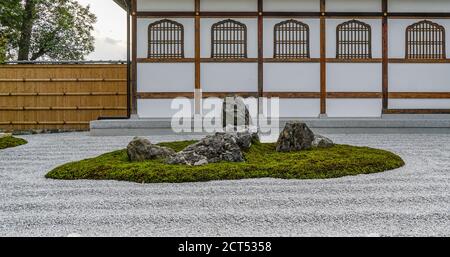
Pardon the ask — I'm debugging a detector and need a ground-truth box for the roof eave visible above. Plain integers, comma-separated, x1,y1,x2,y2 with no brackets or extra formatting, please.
113,0,131,11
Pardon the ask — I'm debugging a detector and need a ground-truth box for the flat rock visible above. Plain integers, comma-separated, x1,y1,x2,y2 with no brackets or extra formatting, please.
127,137,175,162
313,135,334,148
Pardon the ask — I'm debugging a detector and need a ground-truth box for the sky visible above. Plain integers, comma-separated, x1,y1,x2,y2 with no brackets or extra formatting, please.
77,0,128,61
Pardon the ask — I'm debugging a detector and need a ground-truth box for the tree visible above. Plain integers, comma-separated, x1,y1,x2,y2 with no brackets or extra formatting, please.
0,0,97,61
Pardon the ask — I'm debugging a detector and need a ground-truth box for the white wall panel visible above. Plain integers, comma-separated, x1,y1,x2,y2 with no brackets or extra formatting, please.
138,99,194,118
327,63,382,92
389,99,450,109
326,0,381,12
201,63,258,92
389,19,450,58
137,18,195,59
274,99,321,118
389,64,450,92
326,19,382,58
389,0,450,12
200,18,258,58
137,63,195,92
264,63,320,92
137,0,195,12
264,0,319,12
201,0,257,12
263,19,320,58
327,99,382,117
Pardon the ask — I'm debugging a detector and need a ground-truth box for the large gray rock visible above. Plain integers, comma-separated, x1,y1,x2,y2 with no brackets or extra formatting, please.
276,122,315,152
222,96,251,130
167,132,253,166
127,137,175,162
312,135,334,148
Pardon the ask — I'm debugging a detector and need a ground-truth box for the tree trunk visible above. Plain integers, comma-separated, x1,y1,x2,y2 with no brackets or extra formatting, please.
17,0,36,61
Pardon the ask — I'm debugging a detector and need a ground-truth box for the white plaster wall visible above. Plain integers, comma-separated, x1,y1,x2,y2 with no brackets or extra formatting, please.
389,0,450,12
201,63,258,92
200,18,258,58
389,64,450,92
389,19,450,58
327,99,382,117
263,18,320,58
327,63,382,92
389,99,450,109
326,0,382,12
264,63,320,92
137,18,195,59
137,63,195,92
137,0,195,12
264,0,319,12
138,99,194,118
201,0,258,12
326,19,382,58
275,99,321,118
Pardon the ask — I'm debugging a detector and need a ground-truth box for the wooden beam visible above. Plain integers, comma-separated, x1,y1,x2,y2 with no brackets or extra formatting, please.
383,109,450,114
382,0,389,110
195,0,201,115
131,0,137,115
258,0,263,98
320,0,327,115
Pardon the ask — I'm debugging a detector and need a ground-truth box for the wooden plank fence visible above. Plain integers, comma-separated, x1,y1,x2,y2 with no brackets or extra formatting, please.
0,64,127,132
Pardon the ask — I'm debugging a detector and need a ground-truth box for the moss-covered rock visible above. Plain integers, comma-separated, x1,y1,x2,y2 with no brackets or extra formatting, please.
46,140,405,184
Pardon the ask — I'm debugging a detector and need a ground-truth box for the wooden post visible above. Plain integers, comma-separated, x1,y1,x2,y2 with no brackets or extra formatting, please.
195,0,201,115
131,0,138,115
382,0,389,111
320,0,327,116
258,0,264,99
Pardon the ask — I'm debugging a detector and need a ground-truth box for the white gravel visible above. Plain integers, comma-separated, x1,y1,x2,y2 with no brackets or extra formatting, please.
0,132,449,237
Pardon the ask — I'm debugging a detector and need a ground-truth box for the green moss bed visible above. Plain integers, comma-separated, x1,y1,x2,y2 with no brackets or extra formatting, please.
0,136,28,150
46,140,405,184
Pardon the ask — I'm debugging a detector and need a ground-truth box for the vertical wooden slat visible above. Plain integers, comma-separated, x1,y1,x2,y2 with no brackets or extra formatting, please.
320,0,326,115
258,0,263,98
382,0,389,110
131,0,137,115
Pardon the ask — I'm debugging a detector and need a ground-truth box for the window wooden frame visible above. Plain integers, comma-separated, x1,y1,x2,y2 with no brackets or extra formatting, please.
336,20,372,59
148,19,184,59
274,19,310,59
211,19,248,59
406,20,446,59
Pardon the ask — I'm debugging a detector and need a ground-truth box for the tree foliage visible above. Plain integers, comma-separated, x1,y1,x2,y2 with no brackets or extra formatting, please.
0,0,97,61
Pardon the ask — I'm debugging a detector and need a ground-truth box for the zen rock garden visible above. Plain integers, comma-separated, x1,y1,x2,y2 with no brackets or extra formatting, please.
127,122,334,166
46,96,404,184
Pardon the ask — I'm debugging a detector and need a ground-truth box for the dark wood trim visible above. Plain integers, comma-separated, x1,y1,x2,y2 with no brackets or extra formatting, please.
264,58,320,63
389,58,450,64
200,58,258,63
382,0,389,110
131,0,137,115
137,58,195,63
135,11,450,19
383,109,450,114
137,92,259,99
389,92,450,99
258,0,263,98
320,0,326,115
327,92,382,99
326,58,382,63
263,92,320,98
194,0,201,115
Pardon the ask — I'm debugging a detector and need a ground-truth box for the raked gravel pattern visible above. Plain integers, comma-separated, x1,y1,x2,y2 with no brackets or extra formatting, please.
0,132,449,237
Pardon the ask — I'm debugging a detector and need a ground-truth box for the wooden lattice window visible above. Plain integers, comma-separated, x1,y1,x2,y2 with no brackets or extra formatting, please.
406,20,446,59
211,19,247,58
274,20,310,59
148,19,184,58
336,20,372,59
